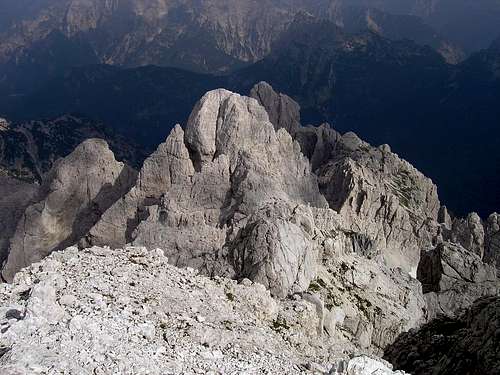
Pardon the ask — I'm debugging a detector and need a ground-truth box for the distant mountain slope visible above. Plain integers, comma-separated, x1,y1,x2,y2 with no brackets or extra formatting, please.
0,0,462,76
0,0,332,73
0,115,143,183
2,65,224,147
1,19,498,216
340,6,464,64
345,0,500,54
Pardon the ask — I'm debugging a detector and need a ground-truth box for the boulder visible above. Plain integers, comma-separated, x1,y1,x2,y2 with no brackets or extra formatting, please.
450,212,485,258
417,242,499,319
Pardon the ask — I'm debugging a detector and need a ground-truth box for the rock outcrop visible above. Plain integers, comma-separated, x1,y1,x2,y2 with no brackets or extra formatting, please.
253,84,441,275
87,89,327,298
250,81,301,136
0,84,498,360
1,139,137,282
0,245,407,374
0,116,142,183
486,213,500,271
417,242,499,319
384,296,500,375
0,177,37,267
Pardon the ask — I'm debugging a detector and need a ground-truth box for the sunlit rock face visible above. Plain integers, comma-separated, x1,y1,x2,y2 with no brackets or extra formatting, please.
0,84,497,360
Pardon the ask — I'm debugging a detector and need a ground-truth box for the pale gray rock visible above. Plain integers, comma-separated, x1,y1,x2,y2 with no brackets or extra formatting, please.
1,139,137,282
437,205,453,228
450,212,485,258
316,135,441,275
311,251,427,354
485,213,500,272
417,242,499,319
230,201,320,298
0,245,391,374
1,84,496,361
84,125,194,249
250,81,301,136
347,356,408,375
250,84,442,275
91,89,327,297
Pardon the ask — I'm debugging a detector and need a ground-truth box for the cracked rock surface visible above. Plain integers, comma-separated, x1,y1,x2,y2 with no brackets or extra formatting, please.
1,139,137,282
384,296,500,375
0,84,498,370
0,246,406,374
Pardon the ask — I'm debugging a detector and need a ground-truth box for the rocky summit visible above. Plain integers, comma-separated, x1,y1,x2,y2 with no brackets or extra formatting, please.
0,83,498,373
0,245,409,374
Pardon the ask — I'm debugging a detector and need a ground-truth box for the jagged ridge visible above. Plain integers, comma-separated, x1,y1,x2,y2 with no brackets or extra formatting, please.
0,83,498,371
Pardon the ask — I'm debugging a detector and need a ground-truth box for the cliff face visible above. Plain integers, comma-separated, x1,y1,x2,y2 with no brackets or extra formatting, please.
0,0,331,73
0,84,497,359
0,0,464,75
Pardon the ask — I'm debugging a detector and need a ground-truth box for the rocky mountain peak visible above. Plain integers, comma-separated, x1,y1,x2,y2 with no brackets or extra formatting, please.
249,81,301,136
1,138,137,282
0,83,498,371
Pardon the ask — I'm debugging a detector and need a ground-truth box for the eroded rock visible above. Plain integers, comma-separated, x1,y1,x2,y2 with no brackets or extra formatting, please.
1,139,137,282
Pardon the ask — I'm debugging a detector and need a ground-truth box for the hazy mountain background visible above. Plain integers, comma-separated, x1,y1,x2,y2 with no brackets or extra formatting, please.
0,0,499,217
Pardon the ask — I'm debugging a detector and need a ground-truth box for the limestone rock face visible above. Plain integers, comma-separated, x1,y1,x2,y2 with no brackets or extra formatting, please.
253,83,441,275
316,132,440,275
83,125,194,249
485,213,500,271
231,201,320,298
250,81,301,136
0,177,37,267
417,242,499,319
0,84,497,360
0,245,405,374
384,296,500,375
310,248,426,354
450,212,485,258
87,89,326,297
1,139,137,282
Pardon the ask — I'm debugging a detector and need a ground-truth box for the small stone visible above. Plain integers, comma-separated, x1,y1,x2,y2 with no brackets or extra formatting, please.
239,278,253,287
5,309,23,320
59,294,78,307
139,322,156,340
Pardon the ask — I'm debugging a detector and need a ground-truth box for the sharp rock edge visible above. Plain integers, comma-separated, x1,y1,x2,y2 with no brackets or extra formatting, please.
0,83,498,373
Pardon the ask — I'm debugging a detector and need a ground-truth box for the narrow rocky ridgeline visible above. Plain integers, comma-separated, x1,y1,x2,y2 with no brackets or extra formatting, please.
0,246,407,374
0,83,498,372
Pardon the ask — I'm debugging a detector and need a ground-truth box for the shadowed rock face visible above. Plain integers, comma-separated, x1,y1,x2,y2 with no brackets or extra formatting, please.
1,139,137,282
486,213,500,271
384,296,500,375
0,177,37,266
0,83,498,355
417,242,499,320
